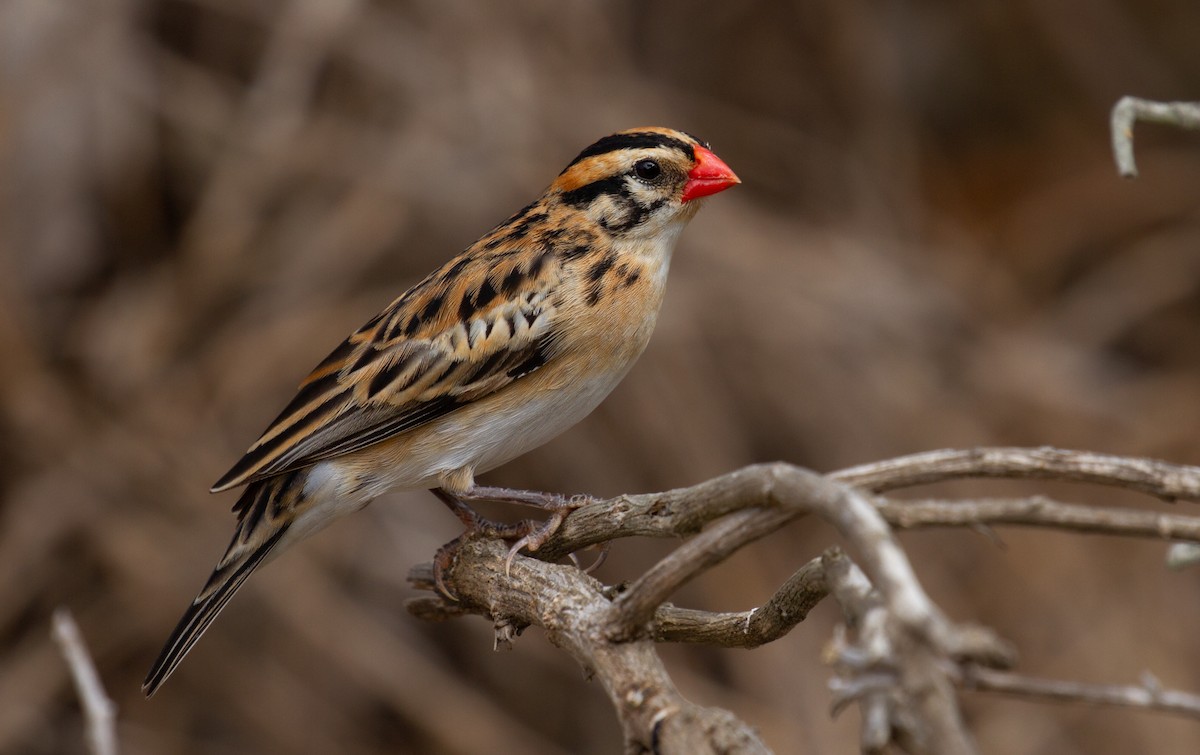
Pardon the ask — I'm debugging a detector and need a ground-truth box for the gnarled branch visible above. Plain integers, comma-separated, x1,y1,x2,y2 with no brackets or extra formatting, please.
408,447,1200,753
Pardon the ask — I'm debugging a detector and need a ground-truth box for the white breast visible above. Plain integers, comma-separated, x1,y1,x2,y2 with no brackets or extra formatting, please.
420,363,632,481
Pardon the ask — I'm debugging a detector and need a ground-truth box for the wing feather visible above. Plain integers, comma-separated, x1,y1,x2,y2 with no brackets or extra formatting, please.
212,235,563,492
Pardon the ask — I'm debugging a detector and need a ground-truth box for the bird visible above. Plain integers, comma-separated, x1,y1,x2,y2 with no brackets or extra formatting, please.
143,126,740,697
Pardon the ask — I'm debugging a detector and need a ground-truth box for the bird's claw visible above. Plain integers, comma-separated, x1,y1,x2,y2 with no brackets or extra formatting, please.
434,487,598,589
432,535,468,601
502,504,582,576
503,514,560,575
582,542,611,574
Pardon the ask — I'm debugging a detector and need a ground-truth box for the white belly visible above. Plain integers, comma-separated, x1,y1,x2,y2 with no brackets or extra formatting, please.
414,365,628,483
303,360,636,504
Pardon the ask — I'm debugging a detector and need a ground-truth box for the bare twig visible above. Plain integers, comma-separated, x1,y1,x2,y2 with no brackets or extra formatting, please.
533,447,1200,565
609,507,794,636
51,608,118,755
876,495,1200,542
832,447,1200,501
602,465,986,655
1110,97,1200,178
651,555,829,647
961,666,1200,720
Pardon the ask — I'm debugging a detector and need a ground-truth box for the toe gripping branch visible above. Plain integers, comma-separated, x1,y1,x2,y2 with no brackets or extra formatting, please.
429,487,596,600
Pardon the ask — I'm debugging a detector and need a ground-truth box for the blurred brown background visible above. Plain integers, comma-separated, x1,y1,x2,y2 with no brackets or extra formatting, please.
3,0,1200,753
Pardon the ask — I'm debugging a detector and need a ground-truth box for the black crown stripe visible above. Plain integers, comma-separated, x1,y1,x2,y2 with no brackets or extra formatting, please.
562,132,695,173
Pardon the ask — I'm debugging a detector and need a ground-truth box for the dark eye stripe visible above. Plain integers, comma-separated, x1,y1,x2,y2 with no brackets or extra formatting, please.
562,132,695,172
560,174,629,208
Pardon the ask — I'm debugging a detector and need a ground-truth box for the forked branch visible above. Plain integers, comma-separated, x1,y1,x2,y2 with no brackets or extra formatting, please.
408,447,1200,754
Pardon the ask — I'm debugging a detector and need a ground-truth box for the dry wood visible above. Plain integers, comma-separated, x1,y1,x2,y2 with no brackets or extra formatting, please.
408,446,1200,753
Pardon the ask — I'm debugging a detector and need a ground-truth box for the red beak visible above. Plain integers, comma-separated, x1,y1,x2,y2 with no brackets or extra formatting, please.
681,146,741,203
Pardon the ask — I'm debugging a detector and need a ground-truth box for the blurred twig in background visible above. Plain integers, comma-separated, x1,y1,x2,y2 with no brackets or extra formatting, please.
961,667,1200,721
1111,97,1200,177
52,609,118,755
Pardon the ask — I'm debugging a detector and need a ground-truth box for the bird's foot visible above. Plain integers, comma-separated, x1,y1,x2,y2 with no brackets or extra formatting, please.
430,488,532,600
430,487,594,599
461,487,594,574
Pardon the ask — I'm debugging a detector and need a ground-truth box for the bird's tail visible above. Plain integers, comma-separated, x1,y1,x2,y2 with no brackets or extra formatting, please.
143,472,304,697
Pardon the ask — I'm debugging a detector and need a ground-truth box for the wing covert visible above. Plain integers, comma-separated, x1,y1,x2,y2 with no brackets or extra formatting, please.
212,244,562,492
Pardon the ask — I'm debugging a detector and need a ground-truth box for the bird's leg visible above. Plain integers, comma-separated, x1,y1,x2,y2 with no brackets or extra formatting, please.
461,486,595,511
431,487,520,534
457,486,595,574
430,487,596,598
430,488,534,600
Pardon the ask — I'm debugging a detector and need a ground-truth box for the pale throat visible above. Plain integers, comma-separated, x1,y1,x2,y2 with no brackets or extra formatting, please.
614,216,690,286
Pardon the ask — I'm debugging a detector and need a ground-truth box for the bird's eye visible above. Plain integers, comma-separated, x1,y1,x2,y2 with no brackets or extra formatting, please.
633,159,661,181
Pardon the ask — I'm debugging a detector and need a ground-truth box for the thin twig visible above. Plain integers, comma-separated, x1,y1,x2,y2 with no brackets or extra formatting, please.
962,666,1200,720
1110,97,1200,178
650,555,829,647
608,507,793,636
832,446,1200,501
876,495,1200,541
602,465,963,650
51,608,118,755
537,447,1200,563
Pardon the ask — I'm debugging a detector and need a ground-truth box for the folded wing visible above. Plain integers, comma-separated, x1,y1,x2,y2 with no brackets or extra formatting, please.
212,246,562,492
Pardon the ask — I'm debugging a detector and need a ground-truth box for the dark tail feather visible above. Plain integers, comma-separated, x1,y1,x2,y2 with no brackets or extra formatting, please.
142,526,288,697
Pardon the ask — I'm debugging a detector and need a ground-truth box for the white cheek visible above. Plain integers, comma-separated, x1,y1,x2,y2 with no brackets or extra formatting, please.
590,193,622,220
629,183,659,205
